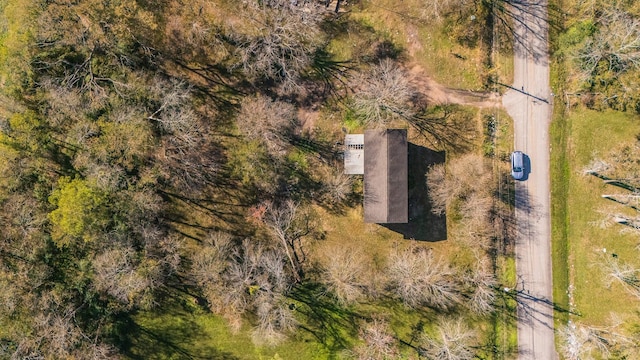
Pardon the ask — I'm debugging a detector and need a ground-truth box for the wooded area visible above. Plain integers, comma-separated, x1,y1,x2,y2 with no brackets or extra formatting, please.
560,0,640,112
0,0,521,358
0,0,516,359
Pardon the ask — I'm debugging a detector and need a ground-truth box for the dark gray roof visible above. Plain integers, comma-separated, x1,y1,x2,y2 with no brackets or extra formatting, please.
364,129,408,223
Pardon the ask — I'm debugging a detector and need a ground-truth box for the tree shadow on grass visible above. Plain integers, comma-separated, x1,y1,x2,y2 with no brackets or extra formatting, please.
496,286,578,332
113,289,238,360
289,282,362,353
382,143,447,241
409,106,476,154
115,309,239,360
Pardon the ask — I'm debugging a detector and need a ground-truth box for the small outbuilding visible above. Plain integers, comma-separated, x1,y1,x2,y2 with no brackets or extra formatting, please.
344,134,365,175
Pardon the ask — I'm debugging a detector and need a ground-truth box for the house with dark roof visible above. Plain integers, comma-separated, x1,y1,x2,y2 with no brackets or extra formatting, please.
344,129,408,224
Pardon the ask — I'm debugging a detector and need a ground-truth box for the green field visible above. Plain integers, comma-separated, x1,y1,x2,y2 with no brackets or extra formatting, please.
551,20,640,328
131,307,331,360
563,109,640,323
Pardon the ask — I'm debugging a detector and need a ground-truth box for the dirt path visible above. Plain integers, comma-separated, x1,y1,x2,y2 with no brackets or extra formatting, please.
407,65,501,108
404,23,500,109
298,64,500,131
501,1,558,359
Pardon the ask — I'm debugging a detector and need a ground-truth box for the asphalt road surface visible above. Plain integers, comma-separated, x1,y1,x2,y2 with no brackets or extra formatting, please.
502,0,558,359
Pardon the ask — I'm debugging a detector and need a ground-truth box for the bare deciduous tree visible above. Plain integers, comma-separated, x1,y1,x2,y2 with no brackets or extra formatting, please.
263,200,313,283
232,0,326,92
585,142,640,236
84,342,120,360
459,190,493,228
148,82,198,146
232,240,297,344
1,194,47,242
147,77,220,193
418,317,477,360
603,256,640,298
192,234,297,340
217,239,264,328
84,163,127,191
446,153,493,199
351,59,416,127
577,9,640,76
427,153,493,215
558,321,609,360
33,309,82,359
604,142,640,188
583,157,611,177
601,193,640,208
351,317,398,360
6,303,119,360
191,232,233,288
604,212,640,234
426,163,447,215
463,256,498,315
151,233,183,278
93,247,161,309
420,0,474,23
559,317,638,360
427,153,495,249
386,246,461,310
323,171,354,204
251,293,298,346
41,79,84,130
319,244,368,305
237,95,297,154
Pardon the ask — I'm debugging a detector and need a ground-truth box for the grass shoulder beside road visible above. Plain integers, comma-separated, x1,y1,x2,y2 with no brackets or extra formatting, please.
549,0,571,334
549,60,570,328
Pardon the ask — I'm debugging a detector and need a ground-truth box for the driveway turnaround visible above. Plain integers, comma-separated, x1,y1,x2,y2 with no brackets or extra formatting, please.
502,0,558,359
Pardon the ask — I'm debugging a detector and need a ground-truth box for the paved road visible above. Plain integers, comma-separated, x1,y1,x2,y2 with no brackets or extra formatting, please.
501,0,557,359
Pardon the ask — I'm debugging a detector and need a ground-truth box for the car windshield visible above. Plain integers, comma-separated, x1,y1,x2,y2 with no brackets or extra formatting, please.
514,166,522,172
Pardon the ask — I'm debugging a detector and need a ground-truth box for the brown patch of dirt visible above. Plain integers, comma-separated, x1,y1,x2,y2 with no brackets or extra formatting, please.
405,25,423,57
406,64,501,108
403,23,499,109
298,108,320,132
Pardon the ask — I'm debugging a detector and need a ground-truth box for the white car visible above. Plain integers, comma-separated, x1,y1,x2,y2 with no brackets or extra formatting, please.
511,151,524,180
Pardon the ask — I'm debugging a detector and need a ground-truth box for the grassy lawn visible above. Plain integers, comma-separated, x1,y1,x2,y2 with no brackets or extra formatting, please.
489,107,518,359
562,109,640,325
130,305,331,360
549,49,571,329
550,61,640,329
550,116,570,329
327,0,494,90
493,256,518,358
